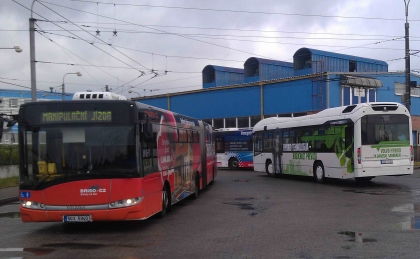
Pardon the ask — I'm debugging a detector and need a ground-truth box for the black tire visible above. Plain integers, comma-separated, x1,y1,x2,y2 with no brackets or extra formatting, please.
192,174,200,200
355,177,374,184
314,162,325,183
229,158,239,170
158,186,170,218
266,160,275,177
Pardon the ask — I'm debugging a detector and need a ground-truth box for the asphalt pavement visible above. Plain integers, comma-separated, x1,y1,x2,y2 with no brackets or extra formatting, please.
0,186,18,205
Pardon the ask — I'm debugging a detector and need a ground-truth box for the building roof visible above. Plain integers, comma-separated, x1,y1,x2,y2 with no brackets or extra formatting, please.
293,48,388,66
244,57,293,67
202,65,244,74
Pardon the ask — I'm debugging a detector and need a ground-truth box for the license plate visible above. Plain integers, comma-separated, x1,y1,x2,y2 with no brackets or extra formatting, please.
63,215,92,223
381,160,393,164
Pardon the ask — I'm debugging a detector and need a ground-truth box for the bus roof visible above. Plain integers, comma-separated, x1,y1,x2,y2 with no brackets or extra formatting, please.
215,127,252,132
253,102,409,131
73,92,127,100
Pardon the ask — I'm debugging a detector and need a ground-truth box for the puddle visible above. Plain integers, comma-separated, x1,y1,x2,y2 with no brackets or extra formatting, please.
223,197,266,216
0,212,21,218
233,180,249,182
338,231,377,243
0,248,54,256
343,190,409,195
234,197,254,201
42,243,106,250
223,202,255,210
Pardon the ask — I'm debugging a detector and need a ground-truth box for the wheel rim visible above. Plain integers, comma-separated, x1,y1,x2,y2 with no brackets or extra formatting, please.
316,166,323,180
232,160,238,168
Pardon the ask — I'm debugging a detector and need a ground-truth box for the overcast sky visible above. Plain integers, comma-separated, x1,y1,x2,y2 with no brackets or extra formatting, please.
1,0,419,98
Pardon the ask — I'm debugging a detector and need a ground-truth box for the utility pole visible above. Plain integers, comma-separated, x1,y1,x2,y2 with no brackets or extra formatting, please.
30,1,37,102
404,0,411,112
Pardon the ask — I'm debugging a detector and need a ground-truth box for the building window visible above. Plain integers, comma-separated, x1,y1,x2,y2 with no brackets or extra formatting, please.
342,86,377,105
238,117,249,128
213,119,223,129
251,116,261,127
349,60,356,72
9,99,18,108
225,118,236,128
395,82,419,97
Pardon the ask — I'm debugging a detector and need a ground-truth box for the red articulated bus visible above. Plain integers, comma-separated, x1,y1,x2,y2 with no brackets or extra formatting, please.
18,93,216,222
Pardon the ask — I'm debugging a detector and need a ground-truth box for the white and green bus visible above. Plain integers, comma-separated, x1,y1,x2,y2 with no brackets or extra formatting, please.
253,102,413,183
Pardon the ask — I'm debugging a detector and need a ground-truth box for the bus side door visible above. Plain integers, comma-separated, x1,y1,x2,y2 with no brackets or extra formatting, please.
273,128,282,174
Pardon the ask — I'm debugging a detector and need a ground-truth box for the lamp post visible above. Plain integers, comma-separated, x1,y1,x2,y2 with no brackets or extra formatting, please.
62,72,82,100
404,0,411,112
0,46,23,53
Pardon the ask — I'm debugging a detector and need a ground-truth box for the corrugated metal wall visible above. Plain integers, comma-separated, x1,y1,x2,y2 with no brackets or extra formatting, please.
215,71,243,87
259,63,294,81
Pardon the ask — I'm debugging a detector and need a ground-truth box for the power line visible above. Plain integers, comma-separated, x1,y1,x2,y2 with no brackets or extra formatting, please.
35,60,201,74
35,22,105,88
5,25,420,39
12,0,150,78
22,28,416,42
36,1,150,71
67,0,420,22
39,1,275,60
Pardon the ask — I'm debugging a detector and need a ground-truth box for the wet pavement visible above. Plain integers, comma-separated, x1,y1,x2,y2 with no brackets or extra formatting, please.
0,186,18,205
1,170,420,258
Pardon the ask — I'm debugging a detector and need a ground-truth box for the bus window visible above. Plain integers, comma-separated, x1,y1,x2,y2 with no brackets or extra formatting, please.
254,132,263,153
216,136,224,153
263,132,273,152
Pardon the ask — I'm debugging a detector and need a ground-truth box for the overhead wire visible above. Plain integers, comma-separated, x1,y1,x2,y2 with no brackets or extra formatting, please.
67,0,420,22
38,0,275,59
35,21,105,89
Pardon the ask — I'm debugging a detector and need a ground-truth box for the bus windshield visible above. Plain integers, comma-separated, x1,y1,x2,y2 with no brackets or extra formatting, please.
20,125,137,189
361,114,409,145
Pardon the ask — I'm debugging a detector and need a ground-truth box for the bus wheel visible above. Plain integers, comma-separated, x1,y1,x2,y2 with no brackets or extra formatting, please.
266,160,274,177
314,162,325,183
192,174,200,200
158,186,170,218
229,158,239,170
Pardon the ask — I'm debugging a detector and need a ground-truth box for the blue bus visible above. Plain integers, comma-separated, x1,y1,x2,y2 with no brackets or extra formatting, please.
215,128,253,169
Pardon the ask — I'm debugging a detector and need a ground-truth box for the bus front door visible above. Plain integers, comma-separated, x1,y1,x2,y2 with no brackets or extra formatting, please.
273,128,282,174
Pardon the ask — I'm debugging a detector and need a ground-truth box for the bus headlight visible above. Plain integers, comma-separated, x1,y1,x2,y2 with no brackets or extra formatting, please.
21,200,45,210
108,197,143,209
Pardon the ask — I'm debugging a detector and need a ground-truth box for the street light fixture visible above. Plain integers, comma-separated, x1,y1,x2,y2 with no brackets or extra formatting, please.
0,46,23,53
128,89,141,97
62,72,82,100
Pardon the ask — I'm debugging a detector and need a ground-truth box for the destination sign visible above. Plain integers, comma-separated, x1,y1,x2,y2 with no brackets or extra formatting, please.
41,111,112,123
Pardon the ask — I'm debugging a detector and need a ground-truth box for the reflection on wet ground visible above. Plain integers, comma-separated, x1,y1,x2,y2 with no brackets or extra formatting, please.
338,231,377,243
342,190,409,195
0,247,55,256
223,197,267,217
400,216,420,230
0,212,21,218
392,204,420,213
392,204,420,230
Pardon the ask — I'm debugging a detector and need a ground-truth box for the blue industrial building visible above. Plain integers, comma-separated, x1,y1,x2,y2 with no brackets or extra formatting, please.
133,47,419,130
